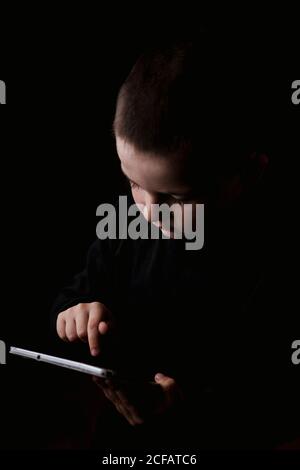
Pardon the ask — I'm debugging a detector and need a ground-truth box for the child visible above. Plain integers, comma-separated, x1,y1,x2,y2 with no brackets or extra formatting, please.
52,40,299,449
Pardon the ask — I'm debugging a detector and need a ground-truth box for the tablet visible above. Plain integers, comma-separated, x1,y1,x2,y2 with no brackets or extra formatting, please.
9,346,116,379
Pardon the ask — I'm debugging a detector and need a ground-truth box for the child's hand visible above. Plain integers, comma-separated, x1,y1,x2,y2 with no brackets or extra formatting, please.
93,373,183,426
56,302,114,356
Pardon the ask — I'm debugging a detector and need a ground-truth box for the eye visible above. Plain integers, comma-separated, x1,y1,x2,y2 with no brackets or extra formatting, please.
129,180,140,190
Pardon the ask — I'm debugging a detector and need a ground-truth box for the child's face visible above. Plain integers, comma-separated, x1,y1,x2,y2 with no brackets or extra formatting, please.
116,136,200,237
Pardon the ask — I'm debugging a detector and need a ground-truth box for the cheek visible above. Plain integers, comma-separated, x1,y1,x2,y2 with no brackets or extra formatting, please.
131,188,145,205
172,205,183,229
180,202,199,231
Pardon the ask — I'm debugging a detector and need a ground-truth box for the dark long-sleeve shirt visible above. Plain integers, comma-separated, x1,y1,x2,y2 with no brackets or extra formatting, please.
52,187,300,449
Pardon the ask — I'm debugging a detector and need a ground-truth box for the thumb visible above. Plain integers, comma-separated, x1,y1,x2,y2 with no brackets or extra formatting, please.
154,373,181,411
154,372,174,388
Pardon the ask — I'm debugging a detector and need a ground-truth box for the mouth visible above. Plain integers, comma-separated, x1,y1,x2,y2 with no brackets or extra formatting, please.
161,227,175,238
154,222,175,238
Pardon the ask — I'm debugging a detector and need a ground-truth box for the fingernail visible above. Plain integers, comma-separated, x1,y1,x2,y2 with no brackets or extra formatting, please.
91,348,99,356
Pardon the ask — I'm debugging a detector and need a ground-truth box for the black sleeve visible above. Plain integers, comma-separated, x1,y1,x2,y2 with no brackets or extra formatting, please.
51,238,115,325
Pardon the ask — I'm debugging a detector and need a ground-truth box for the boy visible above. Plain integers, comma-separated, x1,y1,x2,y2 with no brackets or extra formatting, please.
53,41,299,449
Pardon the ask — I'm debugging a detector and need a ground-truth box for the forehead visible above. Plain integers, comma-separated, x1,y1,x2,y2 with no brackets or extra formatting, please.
116,137,191,194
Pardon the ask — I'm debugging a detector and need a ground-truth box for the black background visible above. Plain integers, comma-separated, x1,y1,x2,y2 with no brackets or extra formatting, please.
0,9,299,459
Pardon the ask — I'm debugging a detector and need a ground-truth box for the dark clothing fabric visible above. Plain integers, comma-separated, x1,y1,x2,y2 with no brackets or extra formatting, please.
52,185,299,449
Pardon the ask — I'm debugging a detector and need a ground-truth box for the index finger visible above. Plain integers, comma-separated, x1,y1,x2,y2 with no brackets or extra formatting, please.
87,305,105,356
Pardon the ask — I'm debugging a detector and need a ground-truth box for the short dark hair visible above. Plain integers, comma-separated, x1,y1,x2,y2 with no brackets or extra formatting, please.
114,38,271,177
114,41,193,156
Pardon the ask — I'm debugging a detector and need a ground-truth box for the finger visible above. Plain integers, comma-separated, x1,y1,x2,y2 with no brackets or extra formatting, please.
103,380,144,426
93,377,140,425
103,382,121,402
65,317,77,342
56,314,67,341
154,373,183,408
115,389,144,425
75,310,89,342
92,376,107,390
98,305,114,335
98,378,138,425
114,402,135,426
113,396,137,426
93,377,118,402
154,373,175,389
92,376,103,386
87,306,104,356
102,387,115,401
104,378,120,391
98,320,113,335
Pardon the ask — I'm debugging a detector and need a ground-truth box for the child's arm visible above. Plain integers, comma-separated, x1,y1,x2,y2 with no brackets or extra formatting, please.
52,238,117,355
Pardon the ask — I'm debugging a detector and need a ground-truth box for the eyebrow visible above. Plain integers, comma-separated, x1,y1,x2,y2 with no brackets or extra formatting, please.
121,168,139,187
121,167,193,199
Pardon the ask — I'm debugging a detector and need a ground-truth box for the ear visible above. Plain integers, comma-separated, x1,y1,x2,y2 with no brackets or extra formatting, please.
217,153,269,207
241,152,269,187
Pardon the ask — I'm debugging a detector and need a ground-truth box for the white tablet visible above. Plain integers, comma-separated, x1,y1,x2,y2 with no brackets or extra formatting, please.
9,346,116,379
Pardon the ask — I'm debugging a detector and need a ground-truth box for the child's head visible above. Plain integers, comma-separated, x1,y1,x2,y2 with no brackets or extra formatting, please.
114,41,268,237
